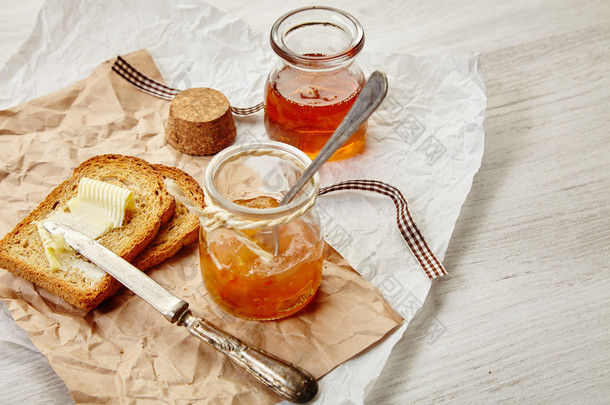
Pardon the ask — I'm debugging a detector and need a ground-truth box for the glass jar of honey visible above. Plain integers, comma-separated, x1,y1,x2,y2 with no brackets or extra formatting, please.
199,142,324,320
264,6,366,161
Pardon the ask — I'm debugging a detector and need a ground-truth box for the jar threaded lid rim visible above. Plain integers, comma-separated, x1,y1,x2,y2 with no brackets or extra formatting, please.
270,6,365,68
204,141,319,220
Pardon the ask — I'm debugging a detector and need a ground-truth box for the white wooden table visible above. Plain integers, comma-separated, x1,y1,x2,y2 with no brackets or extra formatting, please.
1,1,608,404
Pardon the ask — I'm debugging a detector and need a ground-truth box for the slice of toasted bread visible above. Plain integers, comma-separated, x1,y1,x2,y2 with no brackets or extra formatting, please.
0,154,175,311
132,164,205,270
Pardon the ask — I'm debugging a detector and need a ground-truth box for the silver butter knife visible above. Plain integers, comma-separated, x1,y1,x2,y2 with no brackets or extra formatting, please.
43,220,318,403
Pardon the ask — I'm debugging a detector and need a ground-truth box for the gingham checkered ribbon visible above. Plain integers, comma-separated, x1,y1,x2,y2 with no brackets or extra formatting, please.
111,55,265,115
319,179,447,279
112,56,445,278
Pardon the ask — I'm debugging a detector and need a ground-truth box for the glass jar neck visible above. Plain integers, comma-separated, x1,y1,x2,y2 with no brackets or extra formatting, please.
204,142,319,221
270,6,365,69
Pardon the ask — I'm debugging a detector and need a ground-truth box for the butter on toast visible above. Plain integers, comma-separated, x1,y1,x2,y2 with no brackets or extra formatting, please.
132,164,205,270
0,154,175,311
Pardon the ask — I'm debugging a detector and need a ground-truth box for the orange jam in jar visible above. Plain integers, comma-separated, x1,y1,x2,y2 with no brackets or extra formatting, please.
264,7,366,161
199,142,323,320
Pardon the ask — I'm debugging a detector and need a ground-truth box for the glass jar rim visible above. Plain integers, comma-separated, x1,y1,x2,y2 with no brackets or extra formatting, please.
204,141,319,220
270,6,365,68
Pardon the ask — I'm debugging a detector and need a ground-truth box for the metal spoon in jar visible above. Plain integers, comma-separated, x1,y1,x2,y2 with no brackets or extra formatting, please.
274,70,389,255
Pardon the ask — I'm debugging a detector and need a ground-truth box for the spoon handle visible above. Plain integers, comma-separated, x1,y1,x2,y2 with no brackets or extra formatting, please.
281,71,388,205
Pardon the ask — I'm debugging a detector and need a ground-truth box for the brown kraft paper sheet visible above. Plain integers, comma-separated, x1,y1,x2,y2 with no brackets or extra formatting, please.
0,49,403,404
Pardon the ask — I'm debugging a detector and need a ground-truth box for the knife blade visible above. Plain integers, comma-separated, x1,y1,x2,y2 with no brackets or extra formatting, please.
42,220,318,403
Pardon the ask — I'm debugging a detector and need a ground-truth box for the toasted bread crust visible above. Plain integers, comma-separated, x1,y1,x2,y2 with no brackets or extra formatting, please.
132,164,205,270
0,154,175,311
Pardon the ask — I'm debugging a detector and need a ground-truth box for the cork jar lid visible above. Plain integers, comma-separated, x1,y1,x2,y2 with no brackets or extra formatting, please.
165,88,236,155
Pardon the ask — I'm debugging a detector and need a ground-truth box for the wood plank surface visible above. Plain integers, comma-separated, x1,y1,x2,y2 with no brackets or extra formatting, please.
1,0,608,404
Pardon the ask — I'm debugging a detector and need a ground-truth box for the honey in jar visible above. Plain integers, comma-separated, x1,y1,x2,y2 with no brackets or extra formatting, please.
264,7,366,161
199,142,324,320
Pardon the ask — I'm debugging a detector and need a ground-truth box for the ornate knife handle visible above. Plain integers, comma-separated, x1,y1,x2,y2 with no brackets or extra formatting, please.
179,311,318,403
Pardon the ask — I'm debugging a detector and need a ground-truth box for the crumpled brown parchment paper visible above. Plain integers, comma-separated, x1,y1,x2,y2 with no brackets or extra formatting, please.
0,49,403,404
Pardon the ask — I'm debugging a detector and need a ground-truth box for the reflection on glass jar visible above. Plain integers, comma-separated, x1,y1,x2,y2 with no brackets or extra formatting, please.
264,6,366,161
199,142,324,320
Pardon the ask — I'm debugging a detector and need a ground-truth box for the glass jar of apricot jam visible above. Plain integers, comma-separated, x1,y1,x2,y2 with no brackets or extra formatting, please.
264,6,366,161
199,142,324,320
